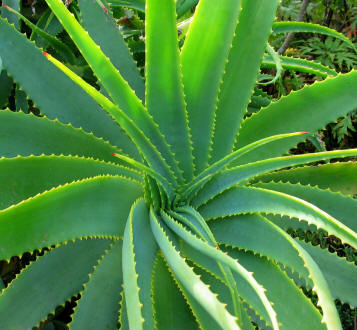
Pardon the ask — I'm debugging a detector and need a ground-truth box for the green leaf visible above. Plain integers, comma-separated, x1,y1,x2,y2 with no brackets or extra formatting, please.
272,22,357,51
0,155,141,210
234,71,357,165
0,18,133,151
0,70,13,108
0,176,142,260
180,0,241,173
78,0,144,101
0,239,111,329
149,209,239,329
254,162,357,196
146,0,193,181
70,240,123,329
296,239,357,308
208,214,342,329
109,0,145,12
210,0,279,163
199,186,357,249
123,199,158,330
252,181,357,233
0,110,127,163
1,0,20,29
160,211,279,330
258,44,283,85
262,55,337,77
152,254,197,329
15,85,29,113
45,0,182,181
193,149,357,207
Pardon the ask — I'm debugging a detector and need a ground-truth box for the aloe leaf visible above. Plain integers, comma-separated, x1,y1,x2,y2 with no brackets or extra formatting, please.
2,3,76,64
258,44,283,85
0,176,142,260
119,290,129,329
0,110,130,163
122,199,158,330
160,211,279,330
180,0,241,173
0,18,132,150
183,132,308,200
149,209,239,329
0,239,111,329
45,0,182,181
262,55,337,77
272,22,356,51
252,182,357,233
152,254,197,329
254,162,357,196
296,240,357,307
234,71,357,165
210,0,279,163
176,0,198,17
193,149,357,207
70,240,123,329
1,0,20,29
209,215,342,329
0,155,141,210
78,0,144,101
200,186,357,249
43,53,176,187
15,85,29,113
146,0,193,181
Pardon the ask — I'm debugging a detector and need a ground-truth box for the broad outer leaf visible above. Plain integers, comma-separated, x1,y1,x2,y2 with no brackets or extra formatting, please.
0,239,111,329
211,0,279,162
0,176,142,260
70,240,123,329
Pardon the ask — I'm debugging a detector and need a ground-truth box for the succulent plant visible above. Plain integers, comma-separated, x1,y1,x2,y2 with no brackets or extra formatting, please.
0,0,357,329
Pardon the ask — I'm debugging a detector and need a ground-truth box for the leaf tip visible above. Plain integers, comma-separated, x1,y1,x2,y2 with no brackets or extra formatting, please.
42,51,50,58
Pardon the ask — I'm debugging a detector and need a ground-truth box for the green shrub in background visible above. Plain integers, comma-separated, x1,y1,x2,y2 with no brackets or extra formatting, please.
0,0,357,329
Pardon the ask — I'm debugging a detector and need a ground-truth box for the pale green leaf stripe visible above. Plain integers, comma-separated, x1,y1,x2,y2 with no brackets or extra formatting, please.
0,18,133,151
146,0,193,182
210,0,279,163
160,211,279,330
259,44,283,85
180,0,241,173
193,149,357,207
45,0,182,181
183,132,307,200
272,22,356,51
153,255,198,329
254,162,357,196
149,209,239,330
0,176,142,260
2,4,75,64
210,215,342,329
70,240,123,329
0,239,111,329
262,55,337,77
0,155,141,210
44,53,176,186
78,0,144,101
0,110,133,163
199,186,357,249
234,71,357,165
252,181,357,233
123,199,158,330
296,239,357,308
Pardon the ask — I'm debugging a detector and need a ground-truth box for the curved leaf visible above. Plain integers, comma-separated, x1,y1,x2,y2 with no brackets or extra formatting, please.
0,239,111,329
70,240,123,329
199,186,357,249
234,70,357,165
0,176,142,260
180,0,242,173
146,0,193,181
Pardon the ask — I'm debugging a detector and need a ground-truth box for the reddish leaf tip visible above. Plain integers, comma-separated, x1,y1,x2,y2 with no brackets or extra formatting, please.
112,153,116,156
2,3,8,8
300,132,309,135
103,6,108,13
42,51,49,58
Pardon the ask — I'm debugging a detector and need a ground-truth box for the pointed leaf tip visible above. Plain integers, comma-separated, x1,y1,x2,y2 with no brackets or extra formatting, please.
2,3,8,8
300,132,310,135
112,153,116,156
42,51,50,58
103,7,108,14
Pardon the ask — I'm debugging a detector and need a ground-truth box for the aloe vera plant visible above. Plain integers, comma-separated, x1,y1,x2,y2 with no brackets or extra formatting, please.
1,0,357,329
